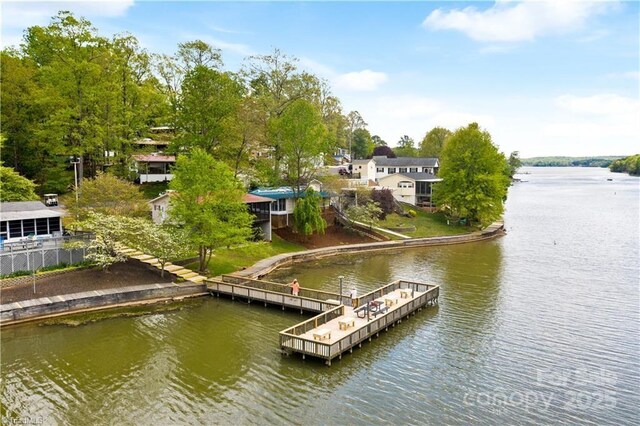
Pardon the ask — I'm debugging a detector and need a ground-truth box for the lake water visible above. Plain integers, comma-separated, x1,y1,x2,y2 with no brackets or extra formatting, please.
1,167,638,425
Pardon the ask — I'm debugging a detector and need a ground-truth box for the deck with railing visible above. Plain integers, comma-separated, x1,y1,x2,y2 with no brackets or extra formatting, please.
207,275,352,313
279,279,439,365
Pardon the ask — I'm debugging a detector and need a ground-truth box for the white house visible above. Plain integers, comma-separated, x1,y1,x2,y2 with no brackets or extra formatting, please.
0,201,63,243
353,156,439,181
131,153,176,184
148,191,274,241
377,172,442,207
249,186,332,229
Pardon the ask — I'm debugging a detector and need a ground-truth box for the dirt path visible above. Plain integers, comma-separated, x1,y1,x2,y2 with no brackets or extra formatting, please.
0,261,173,304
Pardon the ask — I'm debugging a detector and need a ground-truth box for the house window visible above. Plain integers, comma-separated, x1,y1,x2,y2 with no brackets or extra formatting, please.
9,220,22,239
399,167,408,173
422,167,433,173
376,167,384,173
23,219,35,236
271,199,286,212
36,218,49,235
49,218,61,233
398,181,414,188
409,167,418,173
388,168,396,174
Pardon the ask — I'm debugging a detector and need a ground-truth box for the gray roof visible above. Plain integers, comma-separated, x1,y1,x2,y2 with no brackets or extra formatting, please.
0,201,63,221
372,156,439,167
379,172,442,182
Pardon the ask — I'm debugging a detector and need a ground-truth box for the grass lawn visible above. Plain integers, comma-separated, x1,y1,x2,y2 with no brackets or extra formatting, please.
186,234,305,277
378,207,472,238
139,181,169,200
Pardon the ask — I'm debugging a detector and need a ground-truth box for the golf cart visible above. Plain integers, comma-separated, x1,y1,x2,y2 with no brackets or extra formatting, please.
44,193,58,207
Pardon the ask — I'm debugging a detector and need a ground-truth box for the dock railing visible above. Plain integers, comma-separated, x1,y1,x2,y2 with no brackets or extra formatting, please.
220,275,352,306
279,305,345,359
355,279,437,308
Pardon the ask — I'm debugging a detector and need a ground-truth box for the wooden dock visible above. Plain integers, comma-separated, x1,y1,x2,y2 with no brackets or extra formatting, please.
279,279,439,365
207,275,352,313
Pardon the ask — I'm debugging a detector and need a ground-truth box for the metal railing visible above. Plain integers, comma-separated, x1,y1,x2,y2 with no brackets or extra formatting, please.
0,235,92,275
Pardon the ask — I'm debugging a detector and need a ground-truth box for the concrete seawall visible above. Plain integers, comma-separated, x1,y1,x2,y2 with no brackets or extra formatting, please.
236,221,505,279
0,282,207,327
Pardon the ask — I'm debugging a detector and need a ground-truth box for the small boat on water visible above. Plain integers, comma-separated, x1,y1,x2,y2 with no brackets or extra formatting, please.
607,178,613,181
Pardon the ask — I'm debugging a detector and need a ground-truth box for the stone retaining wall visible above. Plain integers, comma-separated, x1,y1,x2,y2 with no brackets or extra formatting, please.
0,282,207,326
236,221,505,279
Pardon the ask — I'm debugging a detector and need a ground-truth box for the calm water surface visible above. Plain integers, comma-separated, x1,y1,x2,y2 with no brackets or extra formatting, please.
1,167,638,425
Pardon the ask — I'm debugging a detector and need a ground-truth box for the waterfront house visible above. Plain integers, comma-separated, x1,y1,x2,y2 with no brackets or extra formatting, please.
249,186,332,229
148,192,274,241
377,172,442,207
0,201,63,243
131,153,176,184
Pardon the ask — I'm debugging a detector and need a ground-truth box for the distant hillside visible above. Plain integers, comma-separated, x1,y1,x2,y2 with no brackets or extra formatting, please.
521,156,625,168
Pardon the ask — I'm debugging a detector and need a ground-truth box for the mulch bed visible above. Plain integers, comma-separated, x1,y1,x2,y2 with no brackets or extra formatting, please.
0,261,174,304
275,225,375,249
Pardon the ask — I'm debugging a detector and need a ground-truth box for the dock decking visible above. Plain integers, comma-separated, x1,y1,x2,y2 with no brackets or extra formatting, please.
280,280,439,365
206,275,439,366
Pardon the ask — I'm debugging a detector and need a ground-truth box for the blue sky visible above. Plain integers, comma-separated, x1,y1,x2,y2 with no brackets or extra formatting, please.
2,1,638,157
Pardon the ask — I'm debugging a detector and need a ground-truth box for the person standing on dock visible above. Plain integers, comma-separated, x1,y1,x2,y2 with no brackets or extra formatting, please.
349,287,357,299
290,279,300,296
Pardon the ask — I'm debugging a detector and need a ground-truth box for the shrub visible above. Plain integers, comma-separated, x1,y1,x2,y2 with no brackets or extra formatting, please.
371,188,395,219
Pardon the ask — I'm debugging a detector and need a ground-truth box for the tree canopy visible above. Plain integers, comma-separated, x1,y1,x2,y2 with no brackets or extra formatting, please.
420,127,451,158
0,166,39,201
64,172,149,220
433,123,510,227
169,148,253,272
293,188,326,238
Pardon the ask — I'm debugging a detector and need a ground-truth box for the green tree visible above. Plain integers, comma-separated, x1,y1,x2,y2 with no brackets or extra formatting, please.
73,212,131,270
169,148,253,272
271,99,327,196
395,135,418,157
175,65,244,154
0,166,39,201
64,172,149,220
420,127,451,158
129,221,190,277
293,188,326,238
507,151,522,178
352,128,374,160
372,135,387,146
433,123,510,227
347,201,382,229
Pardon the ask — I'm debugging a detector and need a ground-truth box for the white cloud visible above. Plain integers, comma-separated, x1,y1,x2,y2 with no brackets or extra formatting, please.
555,93,640,116
422,0,614,42
334,70,388,92
1,0,134,48
605,71,640,81
299,57,337,79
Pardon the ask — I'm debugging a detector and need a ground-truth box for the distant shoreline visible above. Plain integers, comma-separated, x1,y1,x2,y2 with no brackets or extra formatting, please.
521,156,624,168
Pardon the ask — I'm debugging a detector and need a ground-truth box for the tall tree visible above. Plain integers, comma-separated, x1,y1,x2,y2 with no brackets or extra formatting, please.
372,135,387,146
243,49,319,178
395,135,418,157
420,127,451,158
169,148,253,272
175,65,244,154
433,123,510,227
352,128,373,160
507,151,522,178
271,99,327,196
23,11,111,183
345,110,367,157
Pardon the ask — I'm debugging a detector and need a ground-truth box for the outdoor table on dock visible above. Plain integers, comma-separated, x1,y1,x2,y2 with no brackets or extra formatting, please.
399,288,413,299
338,317,355,331
384,295,399,307
313,328,331,341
